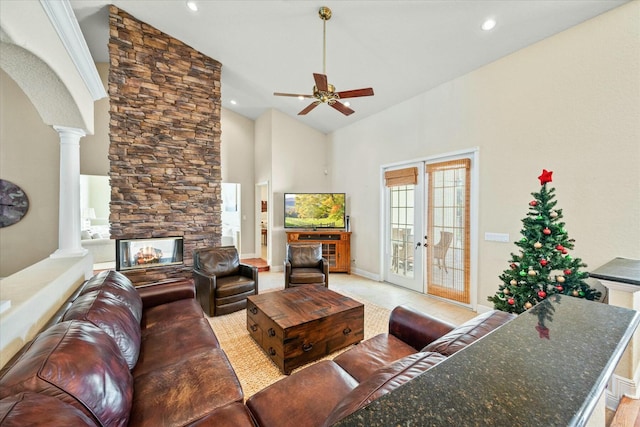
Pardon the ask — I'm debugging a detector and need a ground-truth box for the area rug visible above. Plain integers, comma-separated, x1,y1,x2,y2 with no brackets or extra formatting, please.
207,293,390,399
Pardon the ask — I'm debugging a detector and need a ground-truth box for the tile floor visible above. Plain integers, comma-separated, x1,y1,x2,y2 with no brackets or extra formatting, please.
258,270,477,326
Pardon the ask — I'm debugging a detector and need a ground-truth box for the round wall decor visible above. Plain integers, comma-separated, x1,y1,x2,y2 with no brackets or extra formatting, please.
0,179,30,228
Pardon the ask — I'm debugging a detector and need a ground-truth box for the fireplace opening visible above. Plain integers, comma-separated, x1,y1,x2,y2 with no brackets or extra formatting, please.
116,237,184,271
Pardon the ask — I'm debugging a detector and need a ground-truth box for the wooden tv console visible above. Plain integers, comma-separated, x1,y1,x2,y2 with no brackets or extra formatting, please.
286,231,351,273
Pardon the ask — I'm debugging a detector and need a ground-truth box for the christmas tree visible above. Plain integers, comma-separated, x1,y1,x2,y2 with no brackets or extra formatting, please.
488,169,601,314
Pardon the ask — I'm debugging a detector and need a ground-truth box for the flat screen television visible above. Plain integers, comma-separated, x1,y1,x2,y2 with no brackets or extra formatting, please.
284,193,345,229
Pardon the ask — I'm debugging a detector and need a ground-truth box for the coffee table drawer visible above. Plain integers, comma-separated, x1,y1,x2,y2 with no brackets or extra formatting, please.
282,306,364,372
247,315,263,346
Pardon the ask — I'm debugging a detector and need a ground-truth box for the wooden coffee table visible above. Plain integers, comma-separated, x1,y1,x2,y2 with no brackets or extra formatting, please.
246,285,364,374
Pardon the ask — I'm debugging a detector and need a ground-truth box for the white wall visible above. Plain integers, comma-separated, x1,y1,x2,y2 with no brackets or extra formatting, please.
267,109,330,266
221,107,256,255
80,63,110,176
0,69,60,276
328,2,640,309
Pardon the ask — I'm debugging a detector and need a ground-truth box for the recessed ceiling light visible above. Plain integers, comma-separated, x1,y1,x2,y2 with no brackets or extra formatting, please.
230,100,237,105
298,96,305,101
481,18,497,31
186,1,198,12
344,101,351,107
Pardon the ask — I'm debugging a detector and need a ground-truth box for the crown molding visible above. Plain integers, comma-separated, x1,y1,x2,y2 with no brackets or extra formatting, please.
39,0,106,101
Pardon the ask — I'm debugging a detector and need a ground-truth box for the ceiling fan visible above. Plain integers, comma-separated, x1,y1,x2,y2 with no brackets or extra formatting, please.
274,6,374,116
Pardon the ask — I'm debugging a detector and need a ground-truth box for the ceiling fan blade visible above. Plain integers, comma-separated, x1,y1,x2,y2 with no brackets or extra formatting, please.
274,92,314,98
336,88,375,99
330,101,355,116
313,73,329,92
298,101,321,115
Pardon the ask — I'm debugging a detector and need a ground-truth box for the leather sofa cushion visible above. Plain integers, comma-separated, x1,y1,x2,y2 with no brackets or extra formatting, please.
133,317,220,377
141,298,204,330
128,348,243,427
323,351,447,427
194,246,240,277
288,244,322,267
0,321,133,427
136,278,196,309
63,290,141,369
189,402,255,427
247,360,358,427
422,310,516,356
0,392,98,426
80,270,143,323
333,333,417,382
289,268,325,284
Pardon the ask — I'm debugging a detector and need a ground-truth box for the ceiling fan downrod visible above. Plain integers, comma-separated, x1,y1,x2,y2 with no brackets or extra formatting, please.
319,6,331,76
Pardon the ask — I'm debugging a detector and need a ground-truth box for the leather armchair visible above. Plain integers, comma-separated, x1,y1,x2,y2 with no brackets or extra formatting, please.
193,246,258,316
284,243,329,288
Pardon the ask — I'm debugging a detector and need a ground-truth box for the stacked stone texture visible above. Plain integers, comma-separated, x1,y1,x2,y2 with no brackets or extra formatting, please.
108,6,221,284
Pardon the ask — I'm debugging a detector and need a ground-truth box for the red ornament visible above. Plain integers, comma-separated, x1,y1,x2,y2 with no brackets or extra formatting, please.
529,200,537,207
540,259,548,266
564,269,572,275
543,228,551,235
556,244,564,251
538,169,553,185
510,263,518,270
555,285,564,292
561,248,568,254
538,290,547,299
507,298,515,305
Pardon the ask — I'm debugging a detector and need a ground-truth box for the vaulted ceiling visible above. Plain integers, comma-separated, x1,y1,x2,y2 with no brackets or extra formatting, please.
70,1,627,134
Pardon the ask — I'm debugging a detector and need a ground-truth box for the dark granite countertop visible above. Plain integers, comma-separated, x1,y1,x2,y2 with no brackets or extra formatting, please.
334,295,640,427
589,257,640,286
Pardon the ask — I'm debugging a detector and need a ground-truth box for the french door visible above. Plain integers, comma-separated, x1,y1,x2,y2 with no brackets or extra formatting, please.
383,163,424,292
384,157,472,305
425,159,470,304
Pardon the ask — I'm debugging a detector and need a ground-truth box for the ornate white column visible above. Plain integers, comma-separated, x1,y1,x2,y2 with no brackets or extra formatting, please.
50,126,88,258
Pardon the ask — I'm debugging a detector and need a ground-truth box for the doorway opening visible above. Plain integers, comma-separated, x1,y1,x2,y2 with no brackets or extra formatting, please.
80,174,114,271
221,183,241,253
251,181,270,271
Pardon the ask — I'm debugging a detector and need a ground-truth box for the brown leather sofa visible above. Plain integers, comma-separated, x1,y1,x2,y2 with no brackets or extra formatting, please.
0,270,515,427
246,305,516,427
284,243,329,288
193,246,258,316
0,270,255,426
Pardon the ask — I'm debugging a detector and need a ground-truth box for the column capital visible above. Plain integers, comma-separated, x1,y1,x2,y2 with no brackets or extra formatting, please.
53,125,86,139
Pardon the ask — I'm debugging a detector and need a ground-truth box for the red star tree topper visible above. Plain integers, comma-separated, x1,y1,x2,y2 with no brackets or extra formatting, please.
538,169,553,185
488,169,601,314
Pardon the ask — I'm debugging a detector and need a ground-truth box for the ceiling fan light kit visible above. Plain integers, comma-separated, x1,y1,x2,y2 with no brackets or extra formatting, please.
274,6,374,116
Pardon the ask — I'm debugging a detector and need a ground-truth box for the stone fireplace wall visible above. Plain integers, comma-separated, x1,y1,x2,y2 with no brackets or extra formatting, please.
108,6,221,284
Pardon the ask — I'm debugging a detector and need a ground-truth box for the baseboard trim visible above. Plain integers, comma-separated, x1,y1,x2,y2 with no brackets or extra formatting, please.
351,268,380,282
606,372,639,410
